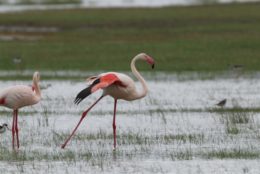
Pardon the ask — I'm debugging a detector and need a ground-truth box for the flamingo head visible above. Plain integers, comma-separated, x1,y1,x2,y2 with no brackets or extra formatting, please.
138,53,155,69
33,71,40,82
2,123,10,130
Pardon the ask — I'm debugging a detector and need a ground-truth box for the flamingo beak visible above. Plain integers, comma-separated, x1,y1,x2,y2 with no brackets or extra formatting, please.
144,54,155,69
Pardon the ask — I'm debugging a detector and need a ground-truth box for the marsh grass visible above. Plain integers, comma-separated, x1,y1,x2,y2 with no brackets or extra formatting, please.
57,131,206,146
2,107,260,118
170,149,193,161
205,149,260,159
0,3,260,72
0,149,79,161
2,0,81,5
163,134,205,144
217,107,254,134
40,105,50,127
226,122,239,134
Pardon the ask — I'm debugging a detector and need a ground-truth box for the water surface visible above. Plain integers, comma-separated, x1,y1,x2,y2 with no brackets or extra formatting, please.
1,72,260,173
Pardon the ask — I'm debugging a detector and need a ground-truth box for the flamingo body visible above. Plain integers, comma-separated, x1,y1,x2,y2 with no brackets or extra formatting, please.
62,53,155,149
0,85,40,109
75,72,137,103
102,72,137,100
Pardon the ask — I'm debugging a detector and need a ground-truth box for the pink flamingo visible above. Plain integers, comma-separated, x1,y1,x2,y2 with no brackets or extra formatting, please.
61,53,155,149
0,72,41,149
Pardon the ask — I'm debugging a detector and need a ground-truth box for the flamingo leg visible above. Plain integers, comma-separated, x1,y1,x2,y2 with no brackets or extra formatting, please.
12,110,16,150
112,99,117,150
15,109,19,149
61,95,104,149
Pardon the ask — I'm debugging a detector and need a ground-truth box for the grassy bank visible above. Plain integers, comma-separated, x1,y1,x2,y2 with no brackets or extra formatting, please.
0,2,260,72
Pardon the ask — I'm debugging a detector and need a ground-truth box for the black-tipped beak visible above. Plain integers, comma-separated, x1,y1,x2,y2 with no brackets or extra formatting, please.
152,64,155,69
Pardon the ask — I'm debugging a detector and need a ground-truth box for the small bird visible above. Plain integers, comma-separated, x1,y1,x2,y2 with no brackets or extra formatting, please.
216,99,227,107
0,123,10,134
61,53,155,149
0,72,41,149
229,64,244,70
12,57,22,65
228,64,244,78
12,56,23,72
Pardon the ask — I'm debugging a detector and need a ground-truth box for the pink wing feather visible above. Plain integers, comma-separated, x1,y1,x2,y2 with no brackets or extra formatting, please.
74,73,120,104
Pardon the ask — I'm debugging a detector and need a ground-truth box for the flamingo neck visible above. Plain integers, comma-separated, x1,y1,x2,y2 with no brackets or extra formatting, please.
131,55,148,100
33,75,41,99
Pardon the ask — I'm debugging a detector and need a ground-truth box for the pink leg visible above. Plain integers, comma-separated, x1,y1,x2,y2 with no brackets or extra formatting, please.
15,109,19,149
113,99,117,149
61,95,104,149
12,110,16,150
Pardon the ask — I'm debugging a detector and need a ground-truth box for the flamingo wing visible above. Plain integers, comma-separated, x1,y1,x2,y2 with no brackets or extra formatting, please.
74,73,120,104
86,76,98,84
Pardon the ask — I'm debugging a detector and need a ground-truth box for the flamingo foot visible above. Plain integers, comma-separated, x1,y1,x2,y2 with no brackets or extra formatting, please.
61,144,66,149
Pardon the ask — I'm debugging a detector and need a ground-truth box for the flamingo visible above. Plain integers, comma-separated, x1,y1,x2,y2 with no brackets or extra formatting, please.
0,71,41,149
61,53,155,149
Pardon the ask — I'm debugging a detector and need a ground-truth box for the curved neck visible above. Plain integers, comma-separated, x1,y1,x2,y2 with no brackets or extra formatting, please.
33,76,41,98
131,55,148,100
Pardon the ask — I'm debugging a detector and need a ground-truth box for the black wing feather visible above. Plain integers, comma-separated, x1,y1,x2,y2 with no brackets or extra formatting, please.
74,78,100,105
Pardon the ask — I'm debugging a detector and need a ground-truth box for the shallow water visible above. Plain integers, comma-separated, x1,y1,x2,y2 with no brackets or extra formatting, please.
1,72,260,173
